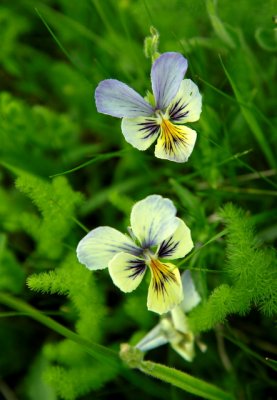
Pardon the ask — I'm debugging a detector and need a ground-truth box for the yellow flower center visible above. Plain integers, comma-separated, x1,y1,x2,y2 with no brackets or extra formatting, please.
149,258,177,295
157,116,189,157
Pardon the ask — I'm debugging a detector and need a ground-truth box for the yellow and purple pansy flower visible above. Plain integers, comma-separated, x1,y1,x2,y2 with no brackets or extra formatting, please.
76,195,193,314
95,52,202,163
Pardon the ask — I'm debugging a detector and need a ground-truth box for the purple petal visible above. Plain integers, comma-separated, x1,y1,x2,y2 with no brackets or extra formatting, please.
151,52,188,111
95,79,154,118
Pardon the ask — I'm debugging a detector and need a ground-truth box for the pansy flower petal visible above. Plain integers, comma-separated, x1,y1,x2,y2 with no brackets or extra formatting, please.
157,218,193,260
108,252,146,293
155,123,197,163
130,195,179,248
171,336,195,362
95,79,154,118
135,323,169,352
121,116,160,150
171,305,189,333
151,52,188,111
180,270,201,313
77,227,142,270
147,260,183,314
167,79,202,124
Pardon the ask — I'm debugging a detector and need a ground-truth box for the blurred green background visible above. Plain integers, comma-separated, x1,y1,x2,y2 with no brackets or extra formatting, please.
0,0,276,399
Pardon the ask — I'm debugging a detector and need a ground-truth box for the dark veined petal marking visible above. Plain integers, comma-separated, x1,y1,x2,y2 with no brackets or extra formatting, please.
168,98,189,122
161,119,190,155
126,259,147,280
149,259,177,297
121,116,160,151
137,119,160,139
108,252,147,293
155,120,197,163
147,259,183,314
158,236,179,258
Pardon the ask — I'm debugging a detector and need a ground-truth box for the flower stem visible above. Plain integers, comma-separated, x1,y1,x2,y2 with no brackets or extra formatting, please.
0,292,119,367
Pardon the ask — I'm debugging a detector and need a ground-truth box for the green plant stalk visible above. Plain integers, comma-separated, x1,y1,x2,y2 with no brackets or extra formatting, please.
177,229,228,268
140,361,235,400
0,293,234,399
0,292,119,368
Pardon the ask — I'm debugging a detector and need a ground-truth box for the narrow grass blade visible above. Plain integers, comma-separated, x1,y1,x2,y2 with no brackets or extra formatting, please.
35,8,81,75
219,56,276,168
198,76,274,129
225,333,277,372
177,229,228,268
50,150,127,177
206,0,235,49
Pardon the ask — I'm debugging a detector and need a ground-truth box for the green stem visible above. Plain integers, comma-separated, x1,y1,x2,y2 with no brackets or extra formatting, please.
140,361,235,400
178,229,228,268
0,292,119,367
0,293,235,399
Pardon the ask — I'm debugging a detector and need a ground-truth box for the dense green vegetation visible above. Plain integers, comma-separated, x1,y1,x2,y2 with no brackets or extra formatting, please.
0,1,276,399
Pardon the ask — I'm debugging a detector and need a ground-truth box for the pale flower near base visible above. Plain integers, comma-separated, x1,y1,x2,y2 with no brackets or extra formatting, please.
135,270,207,361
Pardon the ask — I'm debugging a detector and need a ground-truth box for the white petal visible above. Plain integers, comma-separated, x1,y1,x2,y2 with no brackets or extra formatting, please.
180,270,201,313
130,195,179,248
151,52,188,111
108,252,146,293
170,305,189,333
77,227,141,270
157,218,194,260
169,307,196,361
147,260,183,314
155,122,197,163
135,323,169,352
167,79,202,124
171,336,195,362
95,79,154,118
121,116,160,150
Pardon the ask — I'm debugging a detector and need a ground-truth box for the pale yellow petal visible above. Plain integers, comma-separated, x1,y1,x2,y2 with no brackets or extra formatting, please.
166,79,202,124
108,252,146,293
155,121,196,163
147,260,183,314
121,116,160,150
157,218,194,260
130,194,179,248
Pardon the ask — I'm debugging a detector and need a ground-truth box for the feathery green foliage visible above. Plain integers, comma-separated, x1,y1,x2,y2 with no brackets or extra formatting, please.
15,172,83,259
27,253,114,398
189,203,277,332
44,364,117,400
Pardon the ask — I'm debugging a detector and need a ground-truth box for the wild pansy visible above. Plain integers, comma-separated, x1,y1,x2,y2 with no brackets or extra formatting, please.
135,271,207,361
95,52,202,163
76,195,193,314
